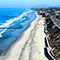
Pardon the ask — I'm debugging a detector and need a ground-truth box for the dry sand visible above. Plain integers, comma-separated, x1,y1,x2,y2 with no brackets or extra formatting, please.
0,12,48,60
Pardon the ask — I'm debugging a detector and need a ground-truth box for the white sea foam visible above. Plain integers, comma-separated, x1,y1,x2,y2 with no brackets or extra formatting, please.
0,11,29,28
26,8,32,13
0,10,32,37
20,18,26,20
0,28,7,37
29,10,32,12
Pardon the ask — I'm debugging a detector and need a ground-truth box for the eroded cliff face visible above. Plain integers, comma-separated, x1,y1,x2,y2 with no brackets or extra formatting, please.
46,17,60,59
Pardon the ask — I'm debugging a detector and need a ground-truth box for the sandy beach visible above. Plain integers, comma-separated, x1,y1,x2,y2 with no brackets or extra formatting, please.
0,12,48,60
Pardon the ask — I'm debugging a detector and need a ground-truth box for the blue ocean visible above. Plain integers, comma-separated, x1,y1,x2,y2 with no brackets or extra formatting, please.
0,8,35,55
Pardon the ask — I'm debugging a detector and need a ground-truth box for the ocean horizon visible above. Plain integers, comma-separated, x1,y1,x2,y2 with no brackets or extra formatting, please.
0,8,36,55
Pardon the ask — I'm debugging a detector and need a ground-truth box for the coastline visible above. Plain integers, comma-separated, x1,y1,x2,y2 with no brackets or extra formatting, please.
0,12,48,60
0,12,37,60
0,12,36,56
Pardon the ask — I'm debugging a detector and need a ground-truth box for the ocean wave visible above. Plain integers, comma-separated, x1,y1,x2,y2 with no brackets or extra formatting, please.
0,10,31,28
0,28,7,37
0,9,33,37
20,18,26,20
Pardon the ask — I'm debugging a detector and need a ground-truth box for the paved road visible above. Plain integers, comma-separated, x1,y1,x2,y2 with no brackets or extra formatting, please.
50,16,60,29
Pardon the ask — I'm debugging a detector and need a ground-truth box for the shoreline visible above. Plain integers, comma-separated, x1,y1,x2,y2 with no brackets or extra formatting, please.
0,12,37,60
0,12,48,60
0,12,36,56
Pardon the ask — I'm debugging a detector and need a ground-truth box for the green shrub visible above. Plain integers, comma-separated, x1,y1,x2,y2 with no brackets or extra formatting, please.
53,48,58,55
